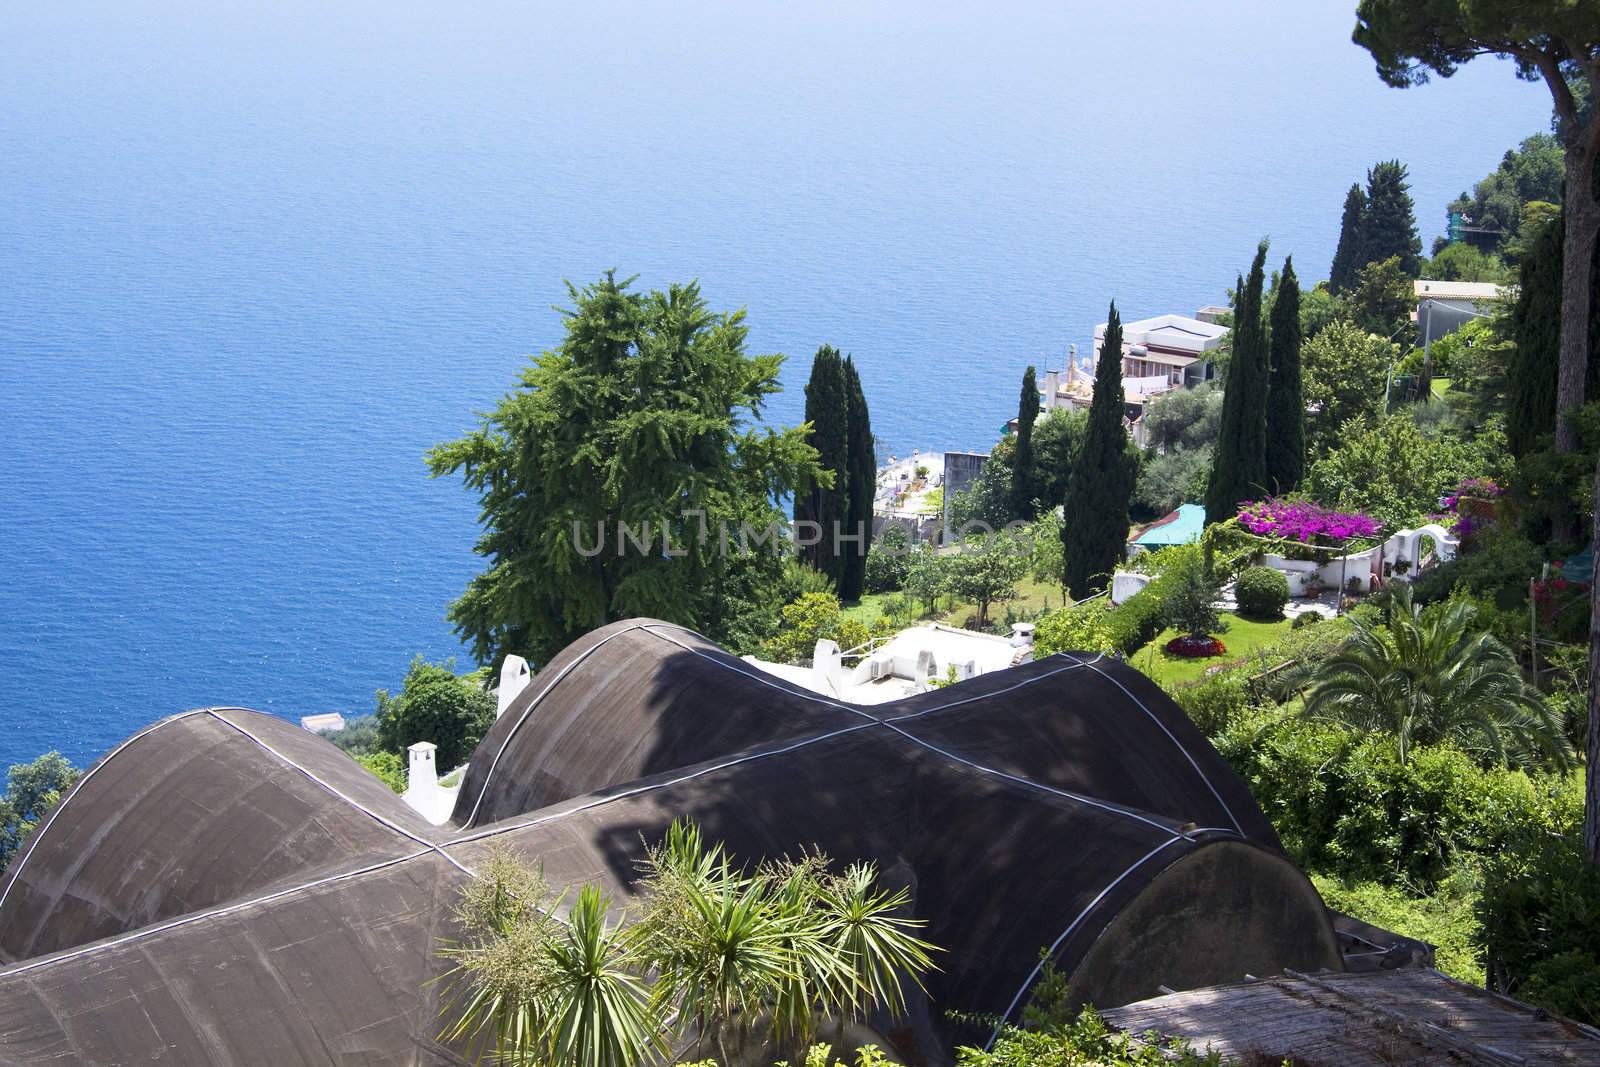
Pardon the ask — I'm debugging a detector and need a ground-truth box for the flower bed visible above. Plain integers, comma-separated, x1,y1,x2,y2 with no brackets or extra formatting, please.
1165,634,1226,658
1238,498,1380,543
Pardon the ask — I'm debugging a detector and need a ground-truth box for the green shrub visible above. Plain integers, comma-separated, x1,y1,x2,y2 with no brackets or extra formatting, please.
1171,673,1254,737
1290,610,1323,629
1106,586,1166,655
376,656,497,771
356,751,406,793
1311,870,1483,986
1033,596,1117,656
864,524,914,594
959,1007,1226,1067
1216,709,1583,888
1479,831,1600,1024
1234,566,1289,619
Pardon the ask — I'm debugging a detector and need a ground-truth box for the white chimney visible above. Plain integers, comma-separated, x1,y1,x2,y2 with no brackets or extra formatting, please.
406,742,438,797
1042,369,1059,410
496,655,532,719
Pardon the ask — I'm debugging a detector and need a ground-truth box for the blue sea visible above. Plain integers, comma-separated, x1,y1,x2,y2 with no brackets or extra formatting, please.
0,1,1553,769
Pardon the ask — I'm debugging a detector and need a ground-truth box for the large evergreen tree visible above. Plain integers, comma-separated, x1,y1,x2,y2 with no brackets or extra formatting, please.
1508,211,1600,457
840,355,876,601
795,346,850,588
1363,160,1423,277
1510,214,1565,458
1206,242,1271,525
1010,365,1039,519
1265,256,1305,494
1062,303,1137,599
1330,182,1368,293
428,272,819,668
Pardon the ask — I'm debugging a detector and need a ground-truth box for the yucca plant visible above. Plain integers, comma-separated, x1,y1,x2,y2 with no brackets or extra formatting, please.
817,862,938,1030
442,824,940,1067
440,849,664,1067
765,857,855,1055
544,885,663,1067
438,848,562,1063
1302,586,1571,770
642,857,798,1064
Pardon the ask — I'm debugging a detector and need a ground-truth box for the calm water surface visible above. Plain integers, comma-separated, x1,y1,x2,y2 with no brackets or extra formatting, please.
0,2,1552,766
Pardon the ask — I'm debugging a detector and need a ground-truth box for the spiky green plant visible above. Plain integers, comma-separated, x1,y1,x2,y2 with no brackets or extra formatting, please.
544,885,663,1067
1302,586,1571,770
438,848,562,1064
818,863,937,1025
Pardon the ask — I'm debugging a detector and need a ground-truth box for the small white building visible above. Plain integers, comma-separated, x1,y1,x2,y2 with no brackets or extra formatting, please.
746,623,1031,704
299,712,346,735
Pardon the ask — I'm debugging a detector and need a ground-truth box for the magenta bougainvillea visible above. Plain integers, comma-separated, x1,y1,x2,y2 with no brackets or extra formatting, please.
1237,498,1381,543
1441,477,1502,540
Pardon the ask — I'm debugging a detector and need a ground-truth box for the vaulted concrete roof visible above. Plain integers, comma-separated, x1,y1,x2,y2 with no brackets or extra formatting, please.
0,619,1342,1065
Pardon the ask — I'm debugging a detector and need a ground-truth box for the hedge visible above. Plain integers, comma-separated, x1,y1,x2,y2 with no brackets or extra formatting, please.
1214,709,1584,889
1479,830,1600,1024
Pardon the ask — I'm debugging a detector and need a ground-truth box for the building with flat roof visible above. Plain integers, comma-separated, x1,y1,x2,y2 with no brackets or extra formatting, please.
1095,312,1228,390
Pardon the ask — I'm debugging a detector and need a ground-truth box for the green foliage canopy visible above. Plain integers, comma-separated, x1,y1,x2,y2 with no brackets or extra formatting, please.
376,656,497,771
429,272,819,669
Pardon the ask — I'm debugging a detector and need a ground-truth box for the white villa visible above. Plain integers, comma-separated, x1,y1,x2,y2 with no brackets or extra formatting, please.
747,622,1032,704
1039,310,1229,445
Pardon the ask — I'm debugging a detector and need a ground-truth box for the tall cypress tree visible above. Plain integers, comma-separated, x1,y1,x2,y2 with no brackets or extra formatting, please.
1063,303,1137,599
1510,214,1564,458
1508,211,1600,457
1363,160,1422,278
1329,182,1368,293
840,356,875,600
1010,365,1039,520
1265,257,1304,494
795,345,849,588
1206,241,1271,525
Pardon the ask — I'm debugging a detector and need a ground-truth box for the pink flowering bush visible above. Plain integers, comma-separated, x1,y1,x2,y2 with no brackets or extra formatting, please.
1441,477,1502,540
1237,498,1381,544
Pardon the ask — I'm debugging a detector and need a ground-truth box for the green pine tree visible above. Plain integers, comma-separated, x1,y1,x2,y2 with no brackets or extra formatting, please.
1062,303,1137,599
1206,241,1271,525
1363,160,1422,278
1265,257,1305,493
796,345,849,588
840,355,876,601
427,272,819,668
1329,183,1368,293
1010,365,1039,520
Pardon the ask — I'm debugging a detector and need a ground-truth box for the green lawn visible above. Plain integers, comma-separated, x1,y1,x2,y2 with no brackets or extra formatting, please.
842,576,1070,633
1129,612,1295,687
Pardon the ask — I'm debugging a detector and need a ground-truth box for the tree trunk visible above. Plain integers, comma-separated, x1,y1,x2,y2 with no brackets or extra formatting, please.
1587,454,1600,863
1555,144,1599,455
1588,452,1600,866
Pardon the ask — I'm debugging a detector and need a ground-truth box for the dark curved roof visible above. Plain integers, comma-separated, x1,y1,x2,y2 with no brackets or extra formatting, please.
0,620,1340,1065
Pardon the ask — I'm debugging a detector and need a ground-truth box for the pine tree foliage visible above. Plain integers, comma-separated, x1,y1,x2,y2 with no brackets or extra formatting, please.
1364,160,1423,277
1062,303,1137,599
841,356,876,600
1206,242,1271,525
428,272,818,668
1010,365,1040,520
796,346,850,588
1330,183,1369,293
1266,257,1305,494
